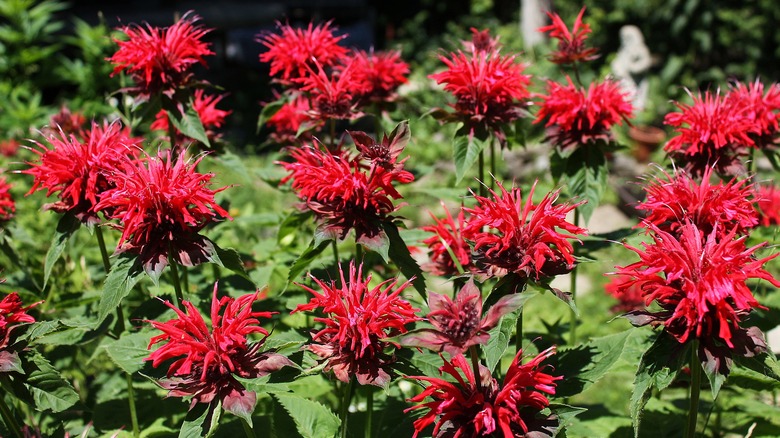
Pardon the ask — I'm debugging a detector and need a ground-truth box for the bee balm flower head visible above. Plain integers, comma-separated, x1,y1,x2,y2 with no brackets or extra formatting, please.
147,284,293,413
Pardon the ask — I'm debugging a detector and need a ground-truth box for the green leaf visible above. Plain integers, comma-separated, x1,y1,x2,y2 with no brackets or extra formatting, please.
550,147,609,224
550,403,588,437
43,212,80,289
179,401,221,438
104,330,154,374
630,331,688,438
33,327,88,346
278,211,313,247
96,252,143,328
734,349,780,382
207,240,252,282
729,365,780,392
453,129,488,184
18,320,60,343
273,392,341,438
287,239,329,285
257,98,285,133
166,103,210,147
556,329,634,398
484,309,519,373
382,221,426,300
26,352,79,413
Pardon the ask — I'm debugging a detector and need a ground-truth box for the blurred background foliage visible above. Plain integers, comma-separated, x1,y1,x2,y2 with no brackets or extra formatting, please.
2,0,779,149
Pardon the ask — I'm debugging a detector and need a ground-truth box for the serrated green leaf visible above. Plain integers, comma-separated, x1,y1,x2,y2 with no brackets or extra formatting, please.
453,130,488,184
44,212,80,289
104,330,154,374
382,221,426,300
630,331,688,438
207,240,252,283
550,403,588,437
97,252,143,328
729,365,780,391
273,392,340,438
33,327,87,346
179,401,221,438
287,240,329,285
485,309,519,373
734,349,780,382
19,320,60,343
26,353,79,413
167,104,211,147
556,329,634,397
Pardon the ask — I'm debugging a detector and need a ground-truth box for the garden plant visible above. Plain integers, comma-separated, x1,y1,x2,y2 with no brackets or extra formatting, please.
0,1,779,437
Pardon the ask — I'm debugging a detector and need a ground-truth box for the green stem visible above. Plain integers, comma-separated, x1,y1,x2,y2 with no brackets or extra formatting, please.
96,227,128,332
515,309,524,355
572,63,583,87
339,378,355,438
168,253,185,310
97,228,140,437
0,391,22,438
686,342,702,438
241,417,256,438
747,147,756,176
168,114,179,156
469,346,482,392
182,264,189,295
95,226,112,273
490,138,497,191
355,242,363,263
478,150,486,198
330,119,337,149
332,241,340,267
364,386,373,438
126,373,140,438
569,208,580,346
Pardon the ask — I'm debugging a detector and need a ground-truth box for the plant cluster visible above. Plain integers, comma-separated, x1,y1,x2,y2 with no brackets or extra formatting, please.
0,3,778,438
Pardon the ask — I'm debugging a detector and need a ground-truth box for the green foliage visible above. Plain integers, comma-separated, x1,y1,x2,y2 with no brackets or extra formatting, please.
272,393,341,438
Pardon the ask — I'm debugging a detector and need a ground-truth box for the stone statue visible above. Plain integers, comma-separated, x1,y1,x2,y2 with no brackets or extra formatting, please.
521,0,551,51
610,25,652,111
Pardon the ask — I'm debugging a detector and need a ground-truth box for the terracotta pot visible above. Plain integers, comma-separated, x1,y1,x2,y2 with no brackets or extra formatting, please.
628,125,665,163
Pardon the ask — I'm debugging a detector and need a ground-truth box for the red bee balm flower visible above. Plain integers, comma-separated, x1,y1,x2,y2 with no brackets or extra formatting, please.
605,274,645,313
637,167,758,238
664,90,757,177
534,77,633,150
430,48,530,143
266,94,320,145
109,12,213,96
292,261,419,387
342,49,409,105
0,292,40,373
406,347,560,437
296,60,361,121
421,202,473,276
755,184,780,227
725,80,780,150
258,21,348,84
24,121,142,224
147,284,293,414
539,6,599,65
613,222,780,348
462,180,586,280
95,150,231,276
403,279,526,355
280,137,412,248
0,178,14,222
